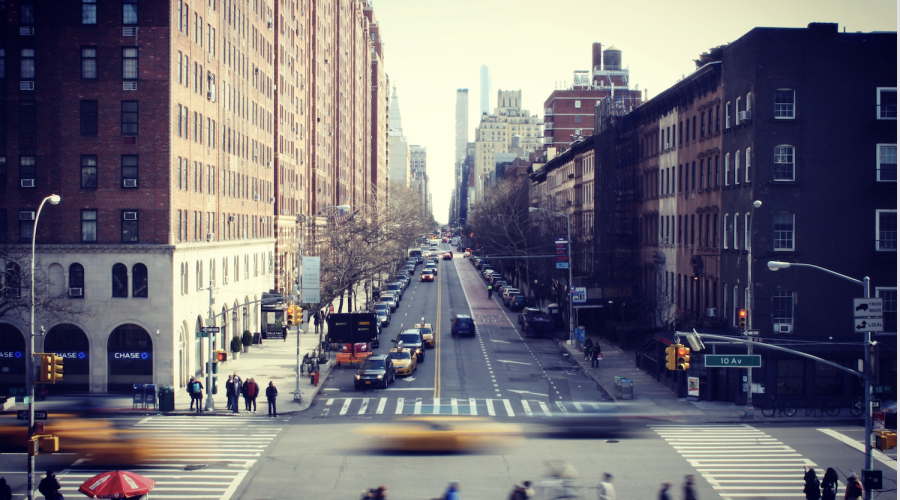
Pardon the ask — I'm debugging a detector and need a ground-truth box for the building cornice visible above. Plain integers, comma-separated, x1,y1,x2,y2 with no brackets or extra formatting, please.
2,239,277,255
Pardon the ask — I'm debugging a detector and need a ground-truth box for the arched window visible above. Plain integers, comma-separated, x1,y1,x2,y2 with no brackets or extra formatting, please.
68,263,85,298
112,263,128,297
132,263,148,297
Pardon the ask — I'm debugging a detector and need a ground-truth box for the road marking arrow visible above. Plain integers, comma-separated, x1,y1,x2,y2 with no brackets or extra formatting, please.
497,359,531,365
508,389,549,397
401,377,416,382
490,339,511,344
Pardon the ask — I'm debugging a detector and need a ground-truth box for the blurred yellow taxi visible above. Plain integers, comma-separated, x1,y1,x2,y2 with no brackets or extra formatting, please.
388,346,417,376
355,416,522,452
414,322,436,348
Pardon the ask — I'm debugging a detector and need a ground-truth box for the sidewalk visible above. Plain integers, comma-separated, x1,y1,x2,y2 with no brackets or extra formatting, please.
2,328,334,417
560,335,864,424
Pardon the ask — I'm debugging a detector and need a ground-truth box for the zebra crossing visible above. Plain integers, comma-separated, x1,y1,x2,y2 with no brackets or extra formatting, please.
56,415,284,500
653,424,844,499
317,396,612,417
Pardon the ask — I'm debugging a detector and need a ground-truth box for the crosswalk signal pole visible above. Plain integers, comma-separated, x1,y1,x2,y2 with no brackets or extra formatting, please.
205,283,217,412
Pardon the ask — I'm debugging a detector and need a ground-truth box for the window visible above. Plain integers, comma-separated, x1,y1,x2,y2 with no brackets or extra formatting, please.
80,100,97,134
773,145,795,181
132,263,148,297
725,102,730,129
574,100,581,108
20,1,34,24
770,289,795,327
81,48,97,79
723,214,729,249
877,144,897,182
776,360,804,396
82,0,97,24
0,157,6,188
734,151,740,184
745,147,751,182
574,115,581,123
19,211,34,241
121,155,138,187
121,101,138,134
732,286,738,326
0,49,5,79
724,153,730,186
744,213,750,250
20,48,35,79
876,210,897,251
774,89,795,119
19,156,35,182
733,213,739,249
112,263,128,297
68,263,84,297
81,155,97,188
122,47,138,79
123,0,138,25
735,97,741,127
122,210,138,242
773,213,795,251
19,101,35,135
877,287,897,333
877,88,897,120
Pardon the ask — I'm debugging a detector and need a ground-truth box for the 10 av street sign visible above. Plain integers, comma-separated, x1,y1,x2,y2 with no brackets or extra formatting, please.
705,355,762,368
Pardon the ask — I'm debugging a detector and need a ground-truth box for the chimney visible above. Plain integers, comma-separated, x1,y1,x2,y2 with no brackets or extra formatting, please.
592,42,603,72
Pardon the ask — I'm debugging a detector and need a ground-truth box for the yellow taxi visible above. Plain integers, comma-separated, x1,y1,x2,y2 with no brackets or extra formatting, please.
388,345,417,376
355,416,522,452
414,322,436,348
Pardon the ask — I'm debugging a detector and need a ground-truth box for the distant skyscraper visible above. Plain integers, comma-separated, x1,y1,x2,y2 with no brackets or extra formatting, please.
388,86,411,186
455,89,469,165
480,65,491,115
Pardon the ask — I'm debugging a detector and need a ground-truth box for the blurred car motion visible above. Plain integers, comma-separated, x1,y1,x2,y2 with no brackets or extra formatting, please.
354,416,522,452
537,403,677,438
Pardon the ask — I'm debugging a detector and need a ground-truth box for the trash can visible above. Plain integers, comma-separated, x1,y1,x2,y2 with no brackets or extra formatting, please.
157,385,175,411
613,376,625,398
144,384,157,409
620,379,633,400
132,384,145,408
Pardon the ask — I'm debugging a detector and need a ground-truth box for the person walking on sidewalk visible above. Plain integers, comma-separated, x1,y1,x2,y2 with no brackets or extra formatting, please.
246,378,259,413
591,343,602,368
821,468,838,500
38,470,62,500
190,377,203,413
683,474,697,500
843,474,863,500
314,313,321,334
0,477,13,500
583,338,594,361
658,482,672,500
266,381,278,417
597,473,616,500
443,481,460,500
803,467,821,500
187,376,196,410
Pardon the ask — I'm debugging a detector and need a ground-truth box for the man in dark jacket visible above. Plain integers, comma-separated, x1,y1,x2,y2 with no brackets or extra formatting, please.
38,470,61,500
591,343,602,368
683,474,697,500
230,373,242,413
266,381,278,417
225,375,236,411
191,378,204,413
187,377,196,410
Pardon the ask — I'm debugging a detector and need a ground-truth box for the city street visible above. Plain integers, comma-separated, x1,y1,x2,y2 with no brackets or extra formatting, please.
1,241,894,499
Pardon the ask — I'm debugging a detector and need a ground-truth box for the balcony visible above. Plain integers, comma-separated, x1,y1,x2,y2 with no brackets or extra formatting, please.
543,137,554,145
544,121,554,130
544,108,553,116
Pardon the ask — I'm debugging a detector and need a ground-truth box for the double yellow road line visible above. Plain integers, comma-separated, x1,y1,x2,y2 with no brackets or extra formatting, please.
434,265,442,399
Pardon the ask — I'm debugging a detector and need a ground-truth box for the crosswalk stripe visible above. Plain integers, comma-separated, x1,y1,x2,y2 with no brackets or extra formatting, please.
451,398,459,415
340,398,352,415
358,398,370,415
469,398,477,416
502,399,515,417
573,402,583,412
486,399,496,416
433,398,441,415
414,399,422,414
538,401,551,416
555,401,567,412
395,397,404,414
521,400,533,417
376,397,387,414
326,398,334,405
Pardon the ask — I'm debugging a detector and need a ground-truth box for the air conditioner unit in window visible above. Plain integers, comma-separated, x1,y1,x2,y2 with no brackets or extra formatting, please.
207,91,212,100
123,212,138,220
706,307,717,317
123,178,138,188
268,197,275,203
20,81,34,91
19,211,35,220
123,27,137,37
123,81,137,91
20,26,34,35
740,110,752,122
68,287,83,297
207,233,216,242
20,179,35,188
774,323,792,334
228,215,235,222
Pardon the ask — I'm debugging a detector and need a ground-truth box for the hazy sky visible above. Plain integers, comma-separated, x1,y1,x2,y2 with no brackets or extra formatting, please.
371,0,897,224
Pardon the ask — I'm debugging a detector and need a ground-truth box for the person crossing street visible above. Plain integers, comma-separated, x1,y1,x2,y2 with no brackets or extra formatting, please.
266,381,278,417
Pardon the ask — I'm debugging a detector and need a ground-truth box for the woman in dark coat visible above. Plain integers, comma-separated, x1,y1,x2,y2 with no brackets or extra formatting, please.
583,338,594,361
590,343,602,368
803,467,821,500
821,468,838,500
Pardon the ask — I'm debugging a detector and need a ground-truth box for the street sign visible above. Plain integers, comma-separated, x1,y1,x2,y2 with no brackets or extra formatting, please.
555,238,569,269
17,411,47,420
853,298,884,318
7,387,27,396
196,332,209,338
573,287,586,303
34,422,44,433
201,326,220,333
301,257,321,304
873,385,894,394
872,400,881,409
704,355,762,368
742,330,760,336
853,317,884,332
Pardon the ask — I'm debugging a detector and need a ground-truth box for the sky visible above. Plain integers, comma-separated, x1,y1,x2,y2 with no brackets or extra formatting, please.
371,0,897,224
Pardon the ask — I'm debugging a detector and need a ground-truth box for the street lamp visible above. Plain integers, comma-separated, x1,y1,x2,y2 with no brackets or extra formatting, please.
767,260,875,498
27,194,60,500
529,207,574,346
295,204,350,401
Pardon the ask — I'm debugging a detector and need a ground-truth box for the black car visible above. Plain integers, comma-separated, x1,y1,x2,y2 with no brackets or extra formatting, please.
355,355,395,389
394,330,425,361
451,314,475,337
509,294,527,311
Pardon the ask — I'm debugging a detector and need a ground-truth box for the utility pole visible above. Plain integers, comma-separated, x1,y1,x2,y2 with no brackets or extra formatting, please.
205,283,217,411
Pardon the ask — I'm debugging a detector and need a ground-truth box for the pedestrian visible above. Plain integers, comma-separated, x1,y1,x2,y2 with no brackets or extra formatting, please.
314,313,321,334
597,473,616,500
187,376,196,410
230,373,242,413
242,378,251,411
659,482,671,500
487,284,493,299
508,480,533,500
804,467,821,500
683,474,697,500
843,474,863,500
266,381,278,417
246,378,259,413
821,468,838,500
583,338,594,361
443,481,460,500
591,343,602,368
38,470,62,500
190,377,203,413
225,375,235,411
371,486,387,499
0,478,12,500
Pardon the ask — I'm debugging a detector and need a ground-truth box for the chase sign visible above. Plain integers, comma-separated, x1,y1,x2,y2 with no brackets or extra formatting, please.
108,351,152,360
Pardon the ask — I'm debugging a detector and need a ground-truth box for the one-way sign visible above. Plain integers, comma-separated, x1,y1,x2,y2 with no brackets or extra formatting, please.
201,326,220,333
17,410,47,420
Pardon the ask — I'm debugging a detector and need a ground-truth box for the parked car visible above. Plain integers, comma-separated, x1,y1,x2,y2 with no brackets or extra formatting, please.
509,294,527,311
374,303,391,326
377,295,397,312
502,288,520,306
355,355,395,389
451,314,476,337
483,268,495,280
386,282,404,300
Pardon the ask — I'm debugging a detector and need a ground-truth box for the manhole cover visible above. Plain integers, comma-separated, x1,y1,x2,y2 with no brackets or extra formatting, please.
183,465,207,471
605,440,619,443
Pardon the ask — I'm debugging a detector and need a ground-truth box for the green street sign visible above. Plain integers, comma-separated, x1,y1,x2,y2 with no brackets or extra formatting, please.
705,355,761,368
7,387,27,396
196,332,209,338
873,385,894,394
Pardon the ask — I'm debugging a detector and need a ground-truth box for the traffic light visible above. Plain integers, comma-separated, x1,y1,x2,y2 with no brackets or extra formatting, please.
286,305,296,326
665,345,677,370
738,309,748,330
676,345,691,371
38,354,53,383
51,355,63,383
877,431,897,451
214,349,227,363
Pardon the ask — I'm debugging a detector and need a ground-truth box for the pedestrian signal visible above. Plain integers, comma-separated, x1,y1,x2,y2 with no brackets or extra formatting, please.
676,345,691,371
738,309,748,330
51,355,63,383
38,354,53,383
665,345,677,371
214,350,227,363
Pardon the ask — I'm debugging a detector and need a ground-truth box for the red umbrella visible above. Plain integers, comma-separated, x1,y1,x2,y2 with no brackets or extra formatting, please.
78,471,155,499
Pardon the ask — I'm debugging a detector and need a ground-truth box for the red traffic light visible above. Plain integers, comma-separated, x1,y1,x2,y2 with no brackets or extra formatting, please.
739,309,747,319
677,346,687,356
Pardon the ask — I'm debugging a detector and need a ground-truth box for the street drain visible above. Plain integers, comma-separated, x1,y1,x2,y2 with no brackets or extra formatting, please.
605,440,619,443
